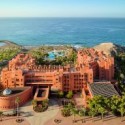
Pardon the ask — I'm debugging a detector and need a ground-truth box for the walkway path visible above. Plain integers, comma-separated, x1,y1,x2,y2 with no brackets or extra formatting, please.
45,111,125,125
0,116,30,125
20,99,60,125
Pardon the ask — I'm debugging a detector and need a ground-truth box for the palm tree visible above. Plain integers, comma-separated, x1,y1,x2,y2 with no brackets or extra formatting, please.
15,97,21,118
0,111,3,121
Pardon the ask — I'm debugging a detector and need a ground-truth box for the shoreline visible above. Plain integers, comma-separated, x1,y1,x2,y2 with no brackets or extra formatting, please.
0,40,22,48
0,40,86,49
0,40,125,50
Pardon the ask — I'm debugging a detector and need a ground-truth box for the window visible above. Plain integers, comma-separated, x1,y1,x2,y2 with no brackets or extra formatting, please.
16,79,19,82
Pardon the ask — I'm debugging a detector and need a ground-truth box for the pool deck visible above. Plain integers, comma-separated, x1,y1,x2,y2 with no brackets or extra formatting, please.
47,51,64,60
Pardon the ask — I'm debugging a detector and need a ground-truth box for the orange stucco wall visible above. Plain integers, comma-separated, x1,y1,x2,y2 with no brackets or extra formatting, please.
0,87,32,110
1,49,114,91
0,49,115,108
77,48,114,81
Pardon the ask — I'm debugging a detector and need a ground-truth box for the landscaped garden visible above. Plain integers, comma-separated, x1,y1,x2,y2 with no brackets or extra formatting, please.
60,94,125,123
29,46,77,66
0,41,22,72
32,99,49,112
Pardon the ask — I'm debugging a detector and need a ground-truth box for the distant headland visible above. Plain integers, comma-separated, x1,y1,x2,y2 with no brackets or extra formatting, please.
0,40,21,48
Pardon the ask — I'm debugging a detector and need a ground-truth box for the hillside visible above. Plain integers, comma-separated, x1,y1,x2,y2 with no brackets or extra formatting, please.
0,40,22,67
93,42,125,56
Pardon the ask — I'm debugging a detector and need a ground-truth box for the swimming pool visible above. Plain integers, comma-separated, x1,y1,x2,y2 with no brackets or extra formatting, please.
47,51,64,60
48,52,56,60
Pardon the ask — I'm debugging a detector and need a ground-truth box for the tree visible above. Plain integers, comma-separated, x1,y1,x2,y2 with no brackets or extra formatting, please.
88,96,100,114
68,102,74,108
118,104,125,121
88,108,97,122
120,73,125,80
118,95,125,121
15,97,21,118
58,91,64,98
98,106,106,121
61,107,71,117
42,99,49,107
110,95,121,115
104,97,111,110
66,91,73,99
61,102,74,117
88,95,107,121
32,99,37,108
71,108,78,122
79,107,86,123
0,111,3,121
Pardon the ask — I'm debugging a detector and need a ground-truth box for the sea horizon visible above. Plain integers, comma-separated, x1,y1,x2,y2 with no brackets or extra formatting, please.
0,17,125,47
0,17,125,18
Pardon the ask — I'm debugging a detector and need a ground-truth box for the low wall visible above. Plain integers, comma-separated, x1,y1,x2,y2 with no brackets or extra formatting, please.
34,88,49,101
0,87,32,110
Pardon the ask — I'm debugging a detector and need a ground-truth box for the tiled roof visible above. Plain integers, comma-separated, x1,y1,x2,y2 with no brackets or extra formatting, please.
89,82,119,98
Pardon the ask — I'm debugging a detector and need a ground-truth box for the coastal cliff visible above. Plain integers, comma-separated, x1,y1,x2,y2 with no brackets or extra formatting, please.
94,42,125,56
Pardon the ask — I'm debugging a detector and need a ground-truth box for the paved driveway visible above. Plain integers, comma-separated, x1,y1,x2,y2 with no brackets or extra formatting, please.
20,99,60,125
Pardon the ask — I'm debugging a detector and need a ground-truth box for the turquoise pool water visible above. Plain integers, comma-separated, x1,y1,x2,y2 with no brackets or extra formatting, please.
47,51,64,60
48,52,56,60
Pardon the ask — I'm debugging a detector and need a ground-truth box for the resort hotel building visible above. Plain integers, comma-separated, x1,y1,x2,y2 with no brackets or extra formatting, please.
0,48,118,110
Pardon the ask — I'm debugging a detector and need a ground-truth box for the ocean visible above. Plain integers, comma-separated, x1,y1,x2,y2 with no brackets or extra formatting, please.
0,17,125,47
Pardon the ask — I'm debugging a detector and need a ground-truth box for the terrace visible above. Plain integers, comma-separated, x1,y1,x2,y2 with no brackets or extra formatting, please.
0,87,28,97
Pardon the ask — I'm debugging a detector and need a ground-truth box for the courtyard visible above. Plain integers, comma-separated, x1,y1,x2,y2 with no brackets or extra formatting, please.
0,97,125,125
0,98,60,125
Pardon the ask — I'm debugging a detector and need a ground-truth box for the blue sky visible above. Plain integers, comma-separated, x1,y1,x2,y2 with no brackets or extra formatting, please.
0,0,125,17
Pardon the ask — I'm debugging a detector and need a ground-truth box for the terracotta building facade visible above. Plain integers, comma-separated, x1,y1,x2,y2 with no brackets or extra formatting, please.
0,87,32,110
0,48,115,109
1,49,114,91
